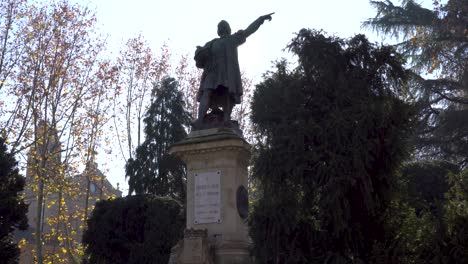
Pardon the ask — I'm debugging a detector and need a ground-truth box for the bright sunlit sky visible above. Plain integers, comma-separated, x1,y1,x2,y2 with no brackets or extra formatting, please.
83,0,391,79
71,0,434,194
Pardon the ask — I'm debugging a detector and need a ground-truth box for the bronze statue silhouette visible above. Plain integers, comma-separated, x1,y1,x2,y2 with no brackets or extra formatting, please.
193,13,274,129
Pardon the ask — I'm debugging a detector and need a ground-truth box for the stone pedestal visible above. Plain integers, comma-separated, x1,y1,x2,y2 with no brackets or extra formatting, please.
168,128,252,264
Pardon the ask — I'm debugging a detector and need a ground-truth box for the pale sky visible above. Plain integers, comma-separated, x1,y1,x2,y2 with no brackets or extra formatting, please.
84,0,390,80
72,0,434,194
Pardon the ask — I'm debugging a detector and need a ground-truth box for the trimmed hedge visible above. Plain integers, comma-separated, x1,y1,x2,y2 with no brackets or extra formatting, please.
83,195,184,264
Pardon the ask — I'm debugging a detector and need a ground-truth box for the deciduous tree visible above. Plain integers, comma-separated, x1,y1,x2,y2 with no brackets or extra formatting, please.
112,37,171,162
2,1,109,263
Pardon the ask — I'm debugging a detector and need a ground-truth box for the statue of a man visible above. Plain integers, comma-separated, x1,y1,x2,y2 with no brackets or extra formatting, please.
194,13,273,127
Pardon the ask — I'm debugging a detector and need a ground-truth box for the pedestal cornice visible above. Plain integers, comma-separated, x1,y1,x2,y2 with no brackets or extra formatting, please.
169,129,250,159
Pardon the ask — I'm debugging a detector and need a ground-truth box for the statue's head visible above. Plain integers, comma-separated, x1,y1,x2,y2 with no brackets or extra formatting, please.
217,20,231,37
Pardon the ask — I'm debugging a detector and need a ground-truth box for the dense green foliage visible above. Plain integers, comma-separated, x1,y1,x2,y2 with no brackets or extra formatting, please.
0,137,28,264
364,0,468,166
126,77,191,199
386,163,468,263
438,169,468,262
400,161,459,215
82,195,184,264
248,29,415,263
362,2,468,262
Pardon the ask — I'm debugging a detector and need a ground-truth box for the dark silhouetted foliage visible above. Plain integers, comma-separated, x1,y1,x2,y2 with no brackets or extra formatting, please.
415,169,468,263
0,137,28,264
126,77,191,200
401,161,459,216
82,195,184,264
380,161,465,263
249,29,415,263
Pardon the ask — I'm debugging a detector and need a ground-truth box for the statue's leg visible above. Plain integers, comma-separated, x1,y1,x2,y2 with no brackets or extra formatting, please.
198,90,212,121
224,97,233,122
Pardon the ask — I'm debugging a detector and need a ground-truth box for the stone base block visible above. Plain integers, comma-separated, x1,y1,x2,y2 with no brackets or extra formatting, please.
168,229,214,264
168,229,253,264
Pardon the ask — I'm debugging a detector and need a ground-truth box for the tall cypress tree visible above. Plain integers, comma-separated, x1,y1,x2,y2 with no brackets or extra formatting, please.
126,77,191,200
0,137,28,263
249,30,415,263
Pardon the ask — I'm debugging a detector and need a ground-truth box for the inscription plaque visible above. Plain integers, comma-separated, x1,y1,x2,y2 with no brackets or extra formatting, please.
194,171,221,224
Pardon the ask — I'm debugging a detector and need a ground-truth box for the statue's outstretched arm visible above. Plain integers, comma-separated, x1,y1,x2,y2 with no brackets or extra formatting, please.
243,13,274,38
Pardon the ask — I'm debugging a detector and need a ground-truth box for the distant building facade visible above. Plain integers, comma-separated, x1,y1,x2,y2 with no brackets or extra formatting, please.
15,122,121,263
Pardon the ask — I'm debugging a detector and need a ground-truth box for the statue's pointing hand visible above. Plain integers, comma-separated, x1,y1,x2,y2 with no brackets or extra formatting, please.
261,12,274,22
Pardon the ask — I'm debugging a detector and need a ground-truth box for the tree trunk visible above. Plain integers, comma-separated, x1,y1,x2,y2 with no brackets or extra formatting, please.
84,174,91,228
52,187,63,262
35,179,44,264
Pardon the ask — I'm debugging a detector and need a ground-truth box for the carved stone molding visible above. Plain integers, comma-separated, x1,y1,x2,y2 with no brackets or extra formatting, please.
184,228,209,239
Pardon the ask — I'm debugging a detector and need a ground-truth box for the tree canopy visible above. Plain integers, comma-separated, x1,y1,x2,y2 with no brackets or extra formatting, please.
248,29,415,263
358,1,468,262
364,0,468,166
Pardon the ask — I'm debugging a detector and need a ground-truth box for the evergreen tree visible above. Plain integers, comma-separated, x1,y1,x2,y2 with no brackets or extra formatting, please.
0,137,28,263
248,30,414,263
126,77,191,200
364,3,468,262
364,0,468,166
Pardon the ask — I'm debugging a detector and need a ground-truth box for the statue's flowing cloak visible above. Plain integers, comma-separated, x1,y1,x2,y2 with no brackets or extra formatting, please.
198,30,247,104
